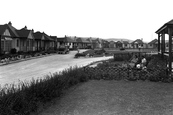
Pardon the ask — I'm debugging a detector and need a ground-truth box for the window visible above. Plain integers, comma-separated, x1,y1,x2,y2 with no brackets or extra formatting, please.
17,39,19,47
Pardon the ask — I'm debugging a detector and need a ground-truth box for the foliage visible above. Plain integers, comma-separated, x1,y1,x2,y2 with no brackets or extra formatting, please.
0,66,88,115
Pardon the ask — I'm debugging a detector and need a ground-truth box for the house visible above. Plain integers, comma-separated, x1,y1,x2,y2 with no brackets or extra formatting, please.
16,26,35,52
131,39,147,48
109,41,116,48
56,35,75,49
102,39,109,48
76,37,91,49
122,41,130,48
91,38,102,49
148,39,158,49
0,25,13,53
42,32,54,50
64,35,75,49
33,31,54,51
50,36,59,50
115,41,123,48
5,22,21,52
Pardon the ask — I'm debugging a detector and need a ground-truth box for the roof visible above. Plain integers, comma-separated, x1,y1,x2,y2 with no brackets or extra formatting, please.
64,37,75,42
33,31,43,40
5,23,19,37
16,29,31,38
76,37,90,43
131,39,144,44
116,41,122,44
33,31,53,41
148,39,158,44
57,37,65,42
43,32,53,41
155,19,173,34
122,41,129,44
50,36,57,41
0,25,7,35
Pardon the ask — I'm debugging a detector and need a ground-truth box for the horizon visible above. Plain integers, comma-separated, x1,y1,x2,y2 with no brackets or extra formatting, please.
1,0,172,42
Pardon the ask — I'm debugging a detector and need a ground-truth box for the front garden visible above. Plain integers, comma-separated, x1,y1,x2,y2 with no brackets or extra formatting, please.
0,48,62,65
0,54,171,115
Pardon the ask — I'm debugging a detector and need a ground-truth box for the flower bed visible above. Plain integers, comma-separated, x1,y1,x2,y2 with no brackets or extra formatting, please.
0,50,58,65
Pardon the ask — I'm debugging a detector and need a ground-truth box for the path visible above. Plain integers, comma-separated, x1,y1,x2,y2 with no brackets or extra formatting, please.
0,51,112,86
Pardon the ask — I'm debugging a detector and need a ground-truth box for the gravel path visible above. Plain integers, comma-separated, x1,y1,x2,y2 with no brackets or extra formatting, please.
37,80,173,115
0,51,112,86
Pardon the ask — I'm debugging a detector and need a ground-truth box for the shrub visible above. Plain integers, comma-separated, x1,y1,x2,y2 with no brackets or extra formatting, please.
0,66,88,115
10,48,17,54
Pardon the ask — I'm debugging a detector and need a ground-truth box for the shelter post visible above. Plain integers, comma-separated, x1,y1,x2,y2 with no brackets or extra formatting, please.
168,27,172,74
158,34,160,53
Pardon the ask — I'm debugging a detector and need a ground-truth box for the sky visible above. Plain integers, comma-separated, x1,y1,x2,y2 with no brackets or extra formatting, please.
1,0,173,42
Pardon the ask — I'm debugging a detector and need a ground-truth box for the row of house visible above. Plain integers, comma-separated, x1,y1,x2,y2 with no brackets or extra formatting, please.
108,39,158,49
0,21,159,54
0,22,107,53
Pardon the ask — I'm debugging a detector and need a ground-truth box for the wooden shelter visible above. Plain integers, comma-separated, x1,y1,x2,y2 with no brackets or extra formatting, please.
155,19,173,74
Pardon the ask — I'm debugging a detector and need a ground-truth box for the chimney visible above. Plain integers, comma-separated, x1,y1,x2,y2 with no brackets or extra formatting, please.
8,21,12,26
24,26,27,30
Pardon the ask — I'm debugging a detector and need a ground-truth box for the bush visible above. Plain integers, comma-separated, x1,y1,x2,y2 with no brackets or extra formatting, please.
0,66,88,115
10,48,17,54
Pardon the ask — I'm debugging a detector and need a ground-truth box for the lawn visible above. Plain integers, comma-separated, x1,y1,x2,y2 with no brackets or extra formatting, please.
36,80,173,115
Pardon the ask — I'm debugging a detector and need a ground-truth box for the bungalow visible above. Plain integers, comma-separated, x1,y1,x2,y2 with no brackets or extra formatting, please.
122,41,130,48
5,22,20,52
148,39,158,49
33,31,54,51
56,36,75,49
64,36,75,49
16,26,35,52
91,38,102,49
50,36,59,50
0,25,13,53
109,41,116,48
131,39,147,49
115,41,123,48
43,32,54,50
76,37,91,49
102,39,109,48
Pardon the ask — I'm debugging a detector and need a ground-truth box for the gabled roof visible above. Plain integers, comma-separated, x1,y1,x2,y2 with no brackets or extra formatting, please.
76,37,90,43
16,28,31,38
33,31,53,41
43,32,53,41
5,22,19,37
116,41,122,44
155,19,173,34
92,38,101,43
109,41,115,43
148,39,158,44
64,37,75,42
122,41,129,44
50,36,57,41
57,37,65,42
131,39,143,44
33,31,43,40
